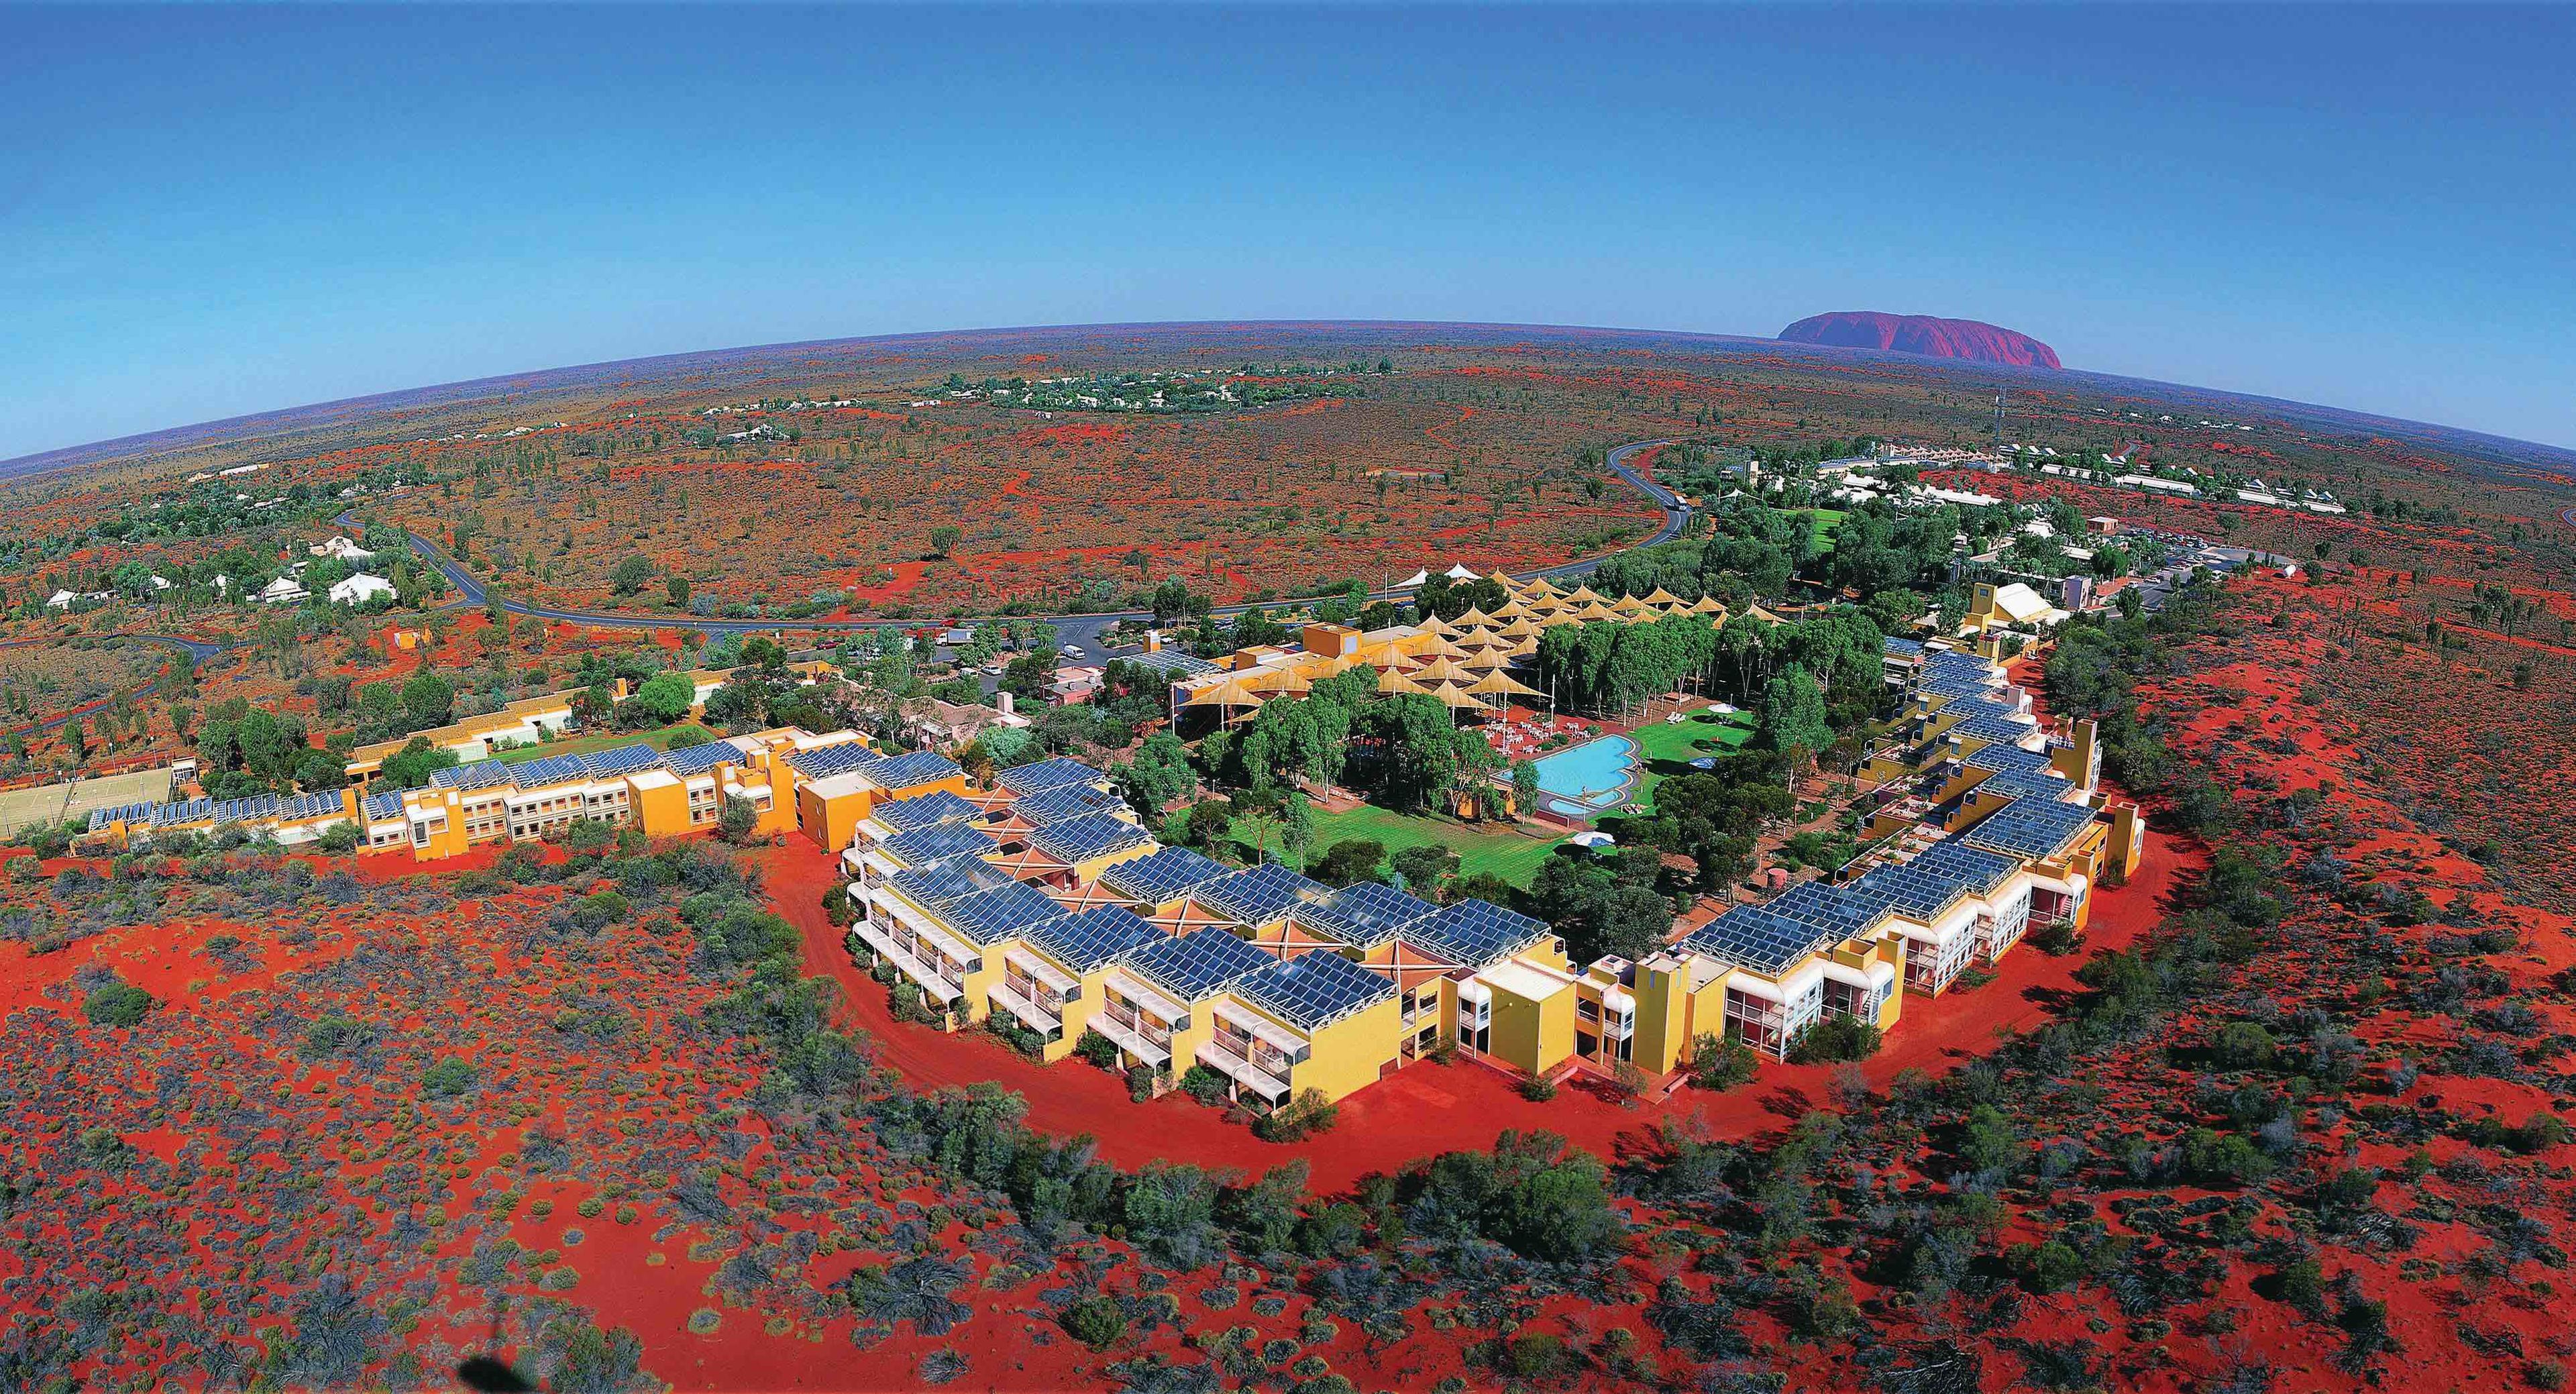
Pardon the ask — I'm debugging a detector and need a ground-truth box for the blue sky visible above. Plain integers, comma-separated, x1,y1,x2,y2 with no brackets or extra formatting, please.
4,3,2572,460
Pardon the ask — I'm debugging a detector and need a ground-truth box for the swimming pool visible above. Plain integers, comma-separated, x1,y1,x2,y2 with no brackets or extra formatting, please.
1529,735,1640,818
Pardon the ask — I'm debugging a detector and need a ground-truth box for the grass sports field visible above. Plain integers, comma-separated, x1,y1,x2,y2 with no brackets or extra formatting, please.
1631,709,1756,805
1302,802,1568,886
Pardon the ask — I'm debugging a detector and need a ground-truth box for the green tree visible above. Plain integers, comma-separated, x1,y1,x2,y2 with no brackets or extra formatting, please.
610,554,657,595
628,672,698,725
929,525,963,557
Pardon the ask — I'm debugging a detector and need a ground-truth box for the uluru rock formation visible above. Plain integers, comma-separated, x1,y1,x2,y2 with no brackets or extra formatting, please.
1778,311,2061,369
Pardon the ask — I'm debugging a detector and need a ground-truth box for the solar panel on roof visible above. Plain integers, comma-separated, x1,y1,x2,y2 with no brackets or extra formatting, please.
940,880,1067,947
581,743,664,778
1684,904,1832,977
1236,951,1393,1030
1124,926,1271,1000
278,790,343,820
1766,881,1893,940
432,760,512,791
1196,862,1321,926
996,756,1104,795
508,753,592,788
881,821,998,868
1024,906,1164,975
1029,811,1151,865
660,741,741,778
363,790,405,820
787,743,873,780
875,790,981,833
1965,741,2052,773
1291,880,1438,949
862,750,963,790
1909,839,2021,896
888,855,1016,909
1408,899,1549,968
1114,648,1222,679
1961,796,2096,861
1099,846,1229,904
1978,768,2070,800
1010,783,1123,825
1883,637,1927,657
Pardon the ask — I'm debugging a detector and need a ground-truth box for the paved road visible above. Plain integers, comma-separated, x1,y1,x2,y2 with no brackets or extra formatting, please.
336,437,1688,656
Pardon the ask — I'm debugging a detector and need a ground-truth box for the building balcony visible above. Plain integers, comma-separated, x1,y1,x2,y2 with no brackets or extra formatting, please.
1088,1012,1171,1068
988,980,1061,1037
1195,1039,1289,1102
851,923,961,1005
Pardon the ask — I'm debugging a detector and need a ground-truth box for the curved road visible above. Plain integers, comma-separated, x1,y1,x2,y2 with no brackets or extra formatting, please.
339,438,1688,655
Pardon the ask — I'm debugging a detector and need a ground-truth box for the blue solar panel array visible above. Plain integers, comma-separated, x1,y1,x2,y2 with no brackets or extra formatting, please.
91,788,352,833
874,790,981,833
1025,906,1165,975
1684,904,1833,977
1766,880,1895,941
1965,741,2051,774
1029,811,1152,865
507,753,592,788
581,743,664,778
940,879,1068,947
1124,926,1272,1000
1909,837,2022,896
1010,782,1123,826
362,790,405,820
1197,862,1324,927
1236,950,1394,1031
1291,881,1438,949
431,760,513,792
786,743,875,780
1882,636,1926,658
1978,768,2071,800
880,820,999,868
888,855,1016,910
1962,796,2096,860
1099,847,1229,905
660,741,743,778
1409,899,1549,968
861,750,963,790
997,756,1105,795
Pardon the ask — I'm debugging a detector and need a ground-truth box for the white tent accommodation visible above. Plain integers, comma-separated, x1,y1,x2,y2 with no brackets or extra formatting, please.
310,535,376,561
1396,569,1430,588
327,574,396,606
259,576,309,604
1443,563,1481,580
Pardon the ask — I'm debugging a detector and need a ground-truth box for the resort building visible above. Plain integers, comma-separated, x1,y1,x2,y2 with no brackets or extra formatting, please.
87,725,967,865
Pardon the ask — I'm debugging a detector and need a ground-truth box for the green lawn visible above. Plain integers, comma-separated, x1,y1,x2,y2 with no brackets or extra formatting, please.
1302,803,1569,887
491,722,715,763
1630,710,1757,806
1805,507,1847,551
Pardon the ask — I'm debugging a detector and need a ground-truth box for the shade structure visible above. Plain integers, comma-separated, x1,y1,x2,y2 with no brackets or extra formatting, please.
1417,612,1457,637
1519,577,1560,600
1409,656,1474,686
1444,563,1481,580
1460,646,1518,671
1690,595,1727,615
1377,668,1425,695
1572,602,1625,624
1495,615,1544,639
1430,685,1492,711
1185,678,1262,708
1451,606,1495,629
1489,594,1530,620
1640,587,1685,609
1610,594,1654,616
1562,584,1605,606
1485,571,1521,590
1246,667,1313,695
1468,668,1544,698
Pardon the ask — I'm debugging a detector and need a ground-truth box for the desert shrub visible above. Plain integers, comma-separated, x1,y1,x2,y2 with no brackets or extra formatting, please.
2181,1127,2276,1185
1251,1089,1338,1143
1126,1065,1157,1102
1179,1064,1230,1106
2212,1021,2277,1069
315,822,362,855
1690,1032,1759,1091
1073,1028,1122,1071
1059,1295,1129,1349
83,979,154,1028
1519,1075,1558,1102
1782,1010,1885,1067
1399,1129,1622,1264
423,1056,477,1099
843,1256,973,1339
